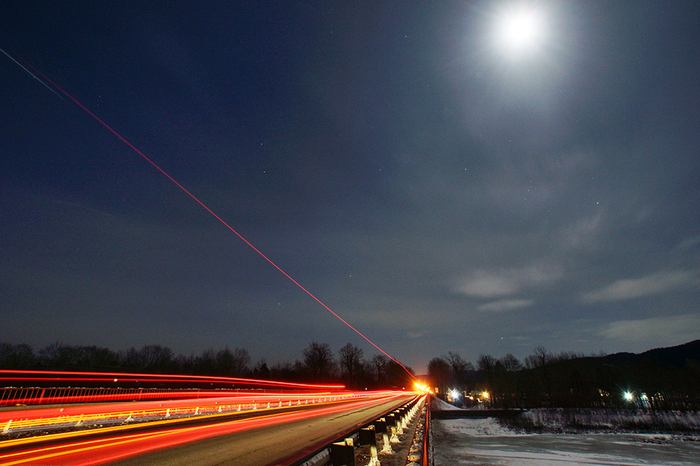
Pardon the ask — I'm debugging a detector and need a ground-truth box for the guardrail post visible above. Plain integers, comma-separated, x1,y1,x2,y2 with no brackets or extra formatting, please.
394,410,404,434
359,426,378,464
390,425,399,443
375,418,391,453
387,413,401,439
331,438,355,466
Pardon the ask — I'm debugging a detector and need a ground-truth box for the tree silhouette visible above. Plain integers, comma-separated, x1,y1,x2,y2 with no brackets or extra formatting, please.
338,343,364,386
302,342,336,381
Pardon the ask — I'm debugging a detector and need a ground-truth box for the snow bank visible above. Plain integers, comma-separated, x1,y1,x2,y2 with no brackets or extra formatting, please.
439,417,523,437
512,408,700,433
431,397,462,411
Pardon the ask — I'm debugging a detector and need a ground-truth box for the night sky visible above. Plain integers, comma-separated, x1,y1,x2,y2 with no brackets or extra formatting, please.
1,1,699,373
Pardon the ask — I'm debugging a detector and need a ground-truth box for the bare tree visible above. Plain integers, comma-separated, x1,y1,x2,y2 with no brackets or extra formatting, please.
499,353,522,372
195,348,217,374
338,343,364,381
302,342,336,380
477,354,497,372
215,346,250,376
524,346,551,369
445,351,475,376
0,342,36,369
427,357,451,394
443,351,476,390
138,345,174,372
253,358,271,379
39,342,98,368
369,354,388,384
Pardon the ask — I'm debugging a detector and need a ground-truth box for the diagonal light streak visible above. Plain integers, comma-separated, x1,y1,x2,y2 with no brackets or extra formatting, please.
0,47,416,380
0,47,66,102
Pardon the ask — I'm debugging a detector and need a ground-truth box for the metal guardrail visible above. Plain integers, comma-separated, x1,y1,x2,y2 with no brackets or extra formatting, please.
423,401,430,466
293,395,428,466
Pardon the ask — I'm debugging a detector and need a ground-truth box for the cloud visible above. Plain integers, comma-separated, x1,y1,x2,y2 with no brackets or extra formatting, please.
453,262,562,298
581,270,697,303
599,314,700,345
676,235,700,250
477,299,533,312
455,273,519,298
564,211,604,249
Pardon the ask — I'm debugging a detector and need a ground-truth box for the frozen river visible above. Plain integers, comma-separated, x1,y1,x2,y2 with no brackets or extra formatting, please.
432,417,700,465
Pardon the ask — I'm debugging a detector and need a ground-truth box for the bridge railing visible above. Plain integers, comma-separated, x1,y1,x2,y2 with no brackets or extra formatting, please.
0,386,210,407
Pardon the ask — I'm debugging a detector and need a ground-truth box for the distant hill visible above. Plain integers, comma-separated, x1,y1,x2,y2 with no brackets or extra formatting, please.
638,340,700,367
604,340,700,368
523,340,700,409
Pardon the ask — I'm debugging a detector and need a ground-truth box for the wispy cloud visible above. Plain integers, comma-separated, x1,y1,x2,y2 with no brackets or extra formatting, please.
453,262,562,298
564,211,603,249
581,270,697,303
477,299,533,312
676,235,700,250
599,314,700,345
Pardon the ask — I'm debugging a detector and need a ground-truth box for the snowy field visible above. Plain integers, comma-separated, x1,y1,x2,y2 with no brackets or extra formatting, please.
432,417,700,465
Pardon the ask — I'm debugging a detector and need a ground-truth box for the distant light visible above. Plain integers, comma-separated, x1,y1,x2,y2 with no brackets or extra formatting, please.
449,389,461,400
414,382,431,394
623,391,634,402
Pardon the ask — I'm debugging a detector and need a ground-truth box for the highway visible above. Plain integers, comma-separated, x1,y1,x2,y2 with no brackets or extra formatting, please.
0,391,415,465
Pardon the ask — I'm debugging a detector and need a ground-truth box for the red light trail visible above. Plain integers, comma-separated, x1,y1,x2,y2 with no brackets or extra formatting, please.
0,47,415,381
0,369,345,390
0,389,381,431
0,369,348,407
0,392,413,465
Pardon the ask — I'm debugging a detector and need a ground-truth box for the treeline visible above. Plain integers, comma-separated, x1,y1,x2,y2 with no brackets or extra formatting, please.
428,341,700,410
0,341,413,389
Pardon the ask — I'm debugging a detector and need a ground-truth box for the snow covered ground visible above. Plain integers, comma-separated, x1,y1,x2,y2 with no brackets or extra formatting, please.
433,417,700,465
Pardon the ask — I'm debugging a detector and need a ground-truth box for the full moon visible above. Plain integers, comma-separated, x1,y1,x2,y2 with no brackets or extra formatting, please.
495,8,546,55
